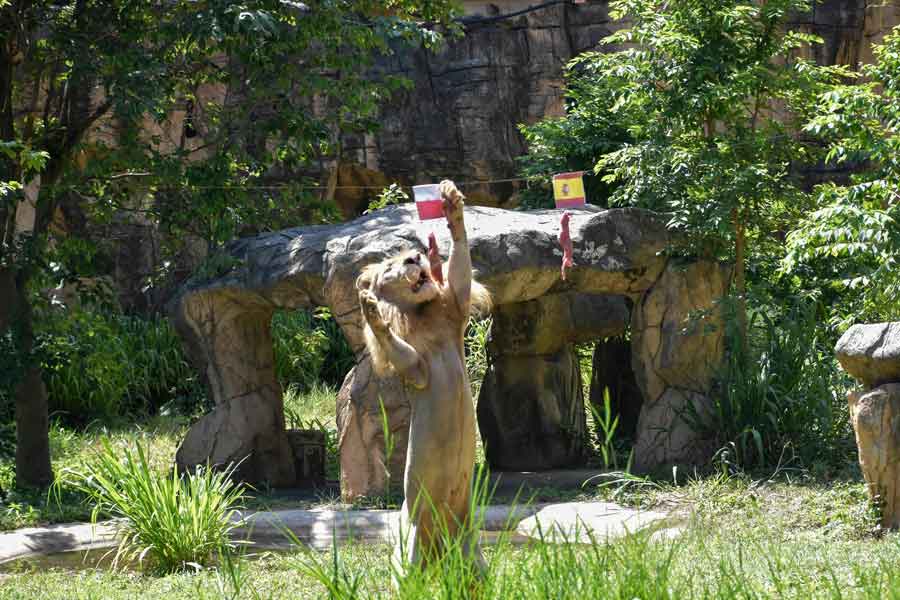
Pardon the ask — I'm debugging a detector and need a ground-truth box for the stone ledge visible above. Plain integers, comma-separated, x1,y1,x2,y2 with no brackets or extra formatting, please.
0,501,679,565
836,322,900,388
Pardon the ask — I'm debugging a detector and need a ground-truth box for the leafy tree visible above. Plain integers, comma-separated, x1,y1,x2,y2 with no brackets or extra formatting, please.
0,0,459,487
517,65,629,209
541,0,847,341
783,26,900,323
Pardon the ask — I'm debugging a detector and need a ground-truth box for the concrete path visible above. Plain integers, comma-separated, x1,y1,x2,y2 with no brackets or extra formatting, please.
0,501,678,566
0,521,118,565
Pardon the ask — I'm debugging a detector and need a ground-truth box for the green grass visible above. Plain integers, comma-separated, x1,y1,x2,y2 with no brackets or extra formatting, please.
0,385,343,532
0,418,186,531
1,329,885,598
0,473,894,599
282,383,338,429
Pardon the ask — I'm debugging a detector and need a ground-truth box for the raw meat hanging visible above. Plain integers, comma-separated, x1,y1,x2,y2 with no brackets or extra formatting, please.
559,211,573,280
428,232,445,286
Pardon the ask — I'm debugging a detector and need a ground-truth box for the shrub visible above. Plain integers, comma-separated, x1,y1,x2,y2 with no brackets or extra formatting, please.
700,298,855,471
272,307,355,391
35,307,200,421
56,439,245,573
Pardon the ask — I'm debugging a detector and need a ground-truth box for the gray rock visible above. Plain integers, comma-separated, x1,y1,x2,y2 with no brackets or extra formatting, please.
630,261,731,472
836,323,900,388
172,205,729,496
515,501,675,544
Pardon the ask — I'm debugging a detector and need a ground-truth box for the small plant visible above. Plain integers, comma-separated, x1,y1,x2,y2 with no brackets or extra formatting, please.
464,316,492,389
378,397,399,508
591,387,620,470
365,183,409,214
55,439,246,573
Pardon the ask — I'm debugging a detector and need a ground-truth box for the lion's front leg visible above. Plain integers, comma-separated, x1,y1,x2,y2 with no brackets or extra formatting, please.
439,180,472,312
359,290,428,387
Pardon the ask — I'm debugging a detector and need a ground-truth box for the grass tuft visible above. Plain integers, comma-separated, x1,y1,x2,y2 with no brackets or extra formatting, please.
55,438,246,574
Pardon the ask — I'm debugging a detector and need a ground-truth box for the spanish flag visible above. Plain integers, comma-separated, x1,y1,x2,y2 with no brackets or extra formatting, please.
552,172,586,209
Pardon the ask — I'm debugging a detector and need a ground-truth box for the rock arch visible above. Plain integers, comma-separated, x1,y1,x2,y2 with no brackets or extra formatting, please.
171,205,729,498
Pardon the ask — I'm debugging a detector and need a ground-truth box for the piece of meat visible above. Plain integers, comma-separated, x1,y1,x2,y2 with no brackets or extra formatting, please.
559,211,573,280
428,232,444,286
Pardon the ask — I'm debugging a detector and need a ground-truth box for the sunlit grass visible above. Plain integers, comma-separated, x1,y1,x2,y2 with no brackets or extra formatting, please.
0,446,887,599
0,418,187,531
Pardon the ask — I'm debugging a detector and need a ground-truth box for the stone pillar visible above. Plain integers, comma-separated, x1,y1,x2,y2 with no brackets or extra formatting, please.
836,322,900,528
173,291,296,486
479,346,586,470
848,385,900,528
477,294,628,471
631,261,730,473
335,358,410,501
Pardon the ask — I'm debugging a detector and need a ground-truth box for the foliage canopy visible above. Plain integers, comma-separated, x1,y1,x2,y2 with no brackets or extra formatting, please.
784,27,900,322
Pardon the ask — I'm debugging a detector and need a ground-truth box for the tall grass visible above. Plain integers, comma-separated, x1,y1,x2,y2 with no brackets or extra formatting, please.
701,298,855,471
55,439,245,573
464,316,492,396
282,472,889,600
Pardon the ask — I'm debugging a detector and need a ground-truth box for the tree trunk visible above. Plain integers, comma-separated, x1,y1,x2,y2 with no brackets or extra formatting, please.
733,209,748,351
0,266,54,488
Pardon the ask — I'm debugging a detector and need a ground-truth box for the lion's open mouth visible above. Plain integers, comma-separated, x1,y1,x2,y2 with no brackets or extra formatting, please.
411,270,429,293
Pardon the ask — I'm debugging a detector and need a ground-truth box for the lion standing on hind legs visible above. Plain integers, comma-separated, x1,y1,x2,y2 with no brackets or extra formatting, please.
356,180,490,584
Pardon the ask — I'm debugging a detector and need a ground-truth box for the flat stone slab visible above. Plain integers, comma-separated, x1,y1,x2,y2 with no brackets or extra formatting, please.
836,322,900,387
0,501,677,565
516,502,672,544
238,504,542,550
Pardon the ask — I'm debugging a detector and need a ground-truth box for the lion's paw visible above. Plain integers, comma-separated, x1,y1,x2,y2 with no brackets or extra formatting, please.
439,179,465,224
359,290,387,332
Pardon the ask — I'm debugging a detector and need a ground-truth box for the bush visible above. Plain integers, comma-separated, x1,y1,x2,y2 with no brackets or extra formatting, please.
56,438,245,573
701,298,855,471
35,307,200,422
272,307,354,391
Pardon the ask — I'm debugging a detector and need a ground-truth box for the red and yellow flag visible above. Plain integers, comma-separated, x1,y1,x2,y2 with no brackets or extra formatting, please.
552,172,586,208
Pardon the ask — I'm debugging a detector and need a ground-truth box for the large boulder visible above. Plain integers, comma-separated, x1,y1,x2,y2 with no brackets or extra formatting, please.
836,322,900,389
172,204,728,496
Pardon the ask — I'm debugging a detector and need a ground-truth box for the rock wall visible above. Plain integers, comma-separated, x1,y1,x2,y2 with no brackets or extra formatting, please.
340,2,617,211
335,1,900,211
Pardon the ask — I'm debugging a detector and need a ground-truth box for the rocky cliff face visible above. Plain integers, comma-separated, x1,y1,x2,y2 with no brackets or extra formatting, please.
336,0,900,211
